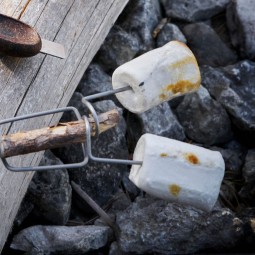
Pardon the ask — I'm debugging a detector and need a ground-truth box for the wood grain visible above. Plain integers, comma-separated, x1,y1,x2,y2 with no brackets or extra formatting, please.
0,109,119,158
0,0,128,250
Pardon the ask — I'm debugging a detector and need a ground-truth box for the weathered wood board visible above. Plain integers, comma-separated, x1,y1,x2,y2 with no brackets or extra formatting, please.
0,0,128,250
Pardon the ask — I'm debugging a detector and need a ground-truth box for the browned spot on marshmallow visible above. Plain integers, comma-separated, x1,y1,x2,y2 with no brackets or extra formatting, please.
166,80,199,94
170,56,196,69
169,184,181,197
159,93,167,100
185,153,200,165
160,153,168,157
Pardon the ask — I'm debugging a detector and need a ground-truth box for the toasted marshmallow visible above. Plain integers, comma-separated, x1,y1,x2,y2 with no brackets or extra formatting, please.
129,134,225,211
112,41,201,113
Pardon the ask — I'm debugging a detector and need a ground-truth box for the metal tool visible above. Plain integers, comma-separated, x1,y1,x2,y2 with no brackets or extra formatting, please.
0,99,141,171
83,86,132,101
0,97,225,212
0,107,88,171
0,13,66,58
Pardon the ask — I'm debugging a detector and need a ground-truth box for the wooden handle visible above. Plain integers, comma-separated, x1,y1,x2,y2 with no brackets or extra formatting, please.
0,109,119,158
0,13,42,57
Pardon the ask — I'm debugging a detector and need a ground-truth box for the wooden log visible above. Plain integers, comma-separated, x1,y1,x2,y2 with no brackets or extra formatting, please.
0,0,128,250
0,110,119,158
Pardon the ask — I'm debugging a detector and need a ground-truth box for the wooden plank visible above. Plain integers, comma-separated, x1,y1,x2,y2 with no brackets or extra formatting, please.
0,0,128,250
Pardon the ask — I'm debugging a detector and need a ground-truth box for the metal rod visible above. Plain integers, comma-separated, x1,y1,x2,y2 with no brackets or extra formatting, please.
81,99,100,137
0,107,81,125
84,86,131,101
71,181,119,232
0,106,88,172
84,116,143,166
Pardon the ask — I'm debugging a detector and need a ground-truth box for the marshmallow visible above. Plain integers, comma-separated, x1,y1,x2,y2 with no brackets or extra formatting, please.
112,41,201,113
129,134,225,211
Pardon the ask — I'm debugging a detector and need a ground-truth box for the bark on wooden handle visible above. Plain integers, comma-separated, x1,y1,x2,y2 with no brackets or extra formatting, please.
0,109,119,158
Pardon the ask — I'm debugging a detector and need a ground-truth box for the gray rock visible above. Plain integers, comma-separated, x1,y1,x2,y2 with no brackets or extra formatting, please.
242,149,255,182
156,23,187,47
239,149,255,205
237,208,255,250
60,92,89,122
213,141,246,208
127,102,186,148
168,95,185,109
96,25,140,71
176,86,232,145
211,10,233,48
201,61,255,136
116,196,243,254
94,190,131,228
227,0,255,59
223,139,246,152
11,225,111,254
77,63,112,97
28,151,71,225
24,248,47,255
14,196,34,228
183,22,238,67
162,0,230,22
108,190,132,214
119,0,161,52
109,241,122,255
122,172,140,201
210,146,244,179
58,93,129,208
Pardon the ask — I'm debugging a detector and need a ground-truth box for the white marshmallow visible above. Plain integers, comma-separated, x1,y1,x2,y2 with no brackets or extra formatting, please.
112,41,201,113
129,134,225,211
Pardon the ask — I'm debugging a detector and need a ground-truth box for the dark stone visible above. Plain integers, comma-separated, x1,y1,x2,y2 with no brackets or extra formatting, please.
156,23,186,47
183,22,238,67
14,196,34,228
109,241,122,255
236,208,255,251
60,92,90,122
162,0,230,22
116,196,243,254
211,11,233,48
24,248,47,255
77,63,112,98
227,0,255,59
127,102,186,150
11,225,112,254
176,86,232,145
201,61,255,137
119,0,161,52
108,190,132,214
239,149,255,205
58,93,129,209
121,172,140,201
168,96,185,109
210,146,244,180
28,151,71,225
241,149,255,182
96,25,140,72
223,139,247,152
211,142,246,209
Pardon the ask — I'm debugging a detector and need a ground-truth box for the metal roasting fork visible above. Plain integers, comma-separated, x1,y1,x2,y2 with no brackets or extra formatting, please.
0,98,142,172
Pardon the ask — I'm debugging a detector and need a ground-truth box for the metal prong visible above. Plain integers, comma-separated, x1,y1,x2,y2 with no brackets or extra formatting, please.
0,107,88,172
84,115,143,166
81,99,100,138
84,86,132,101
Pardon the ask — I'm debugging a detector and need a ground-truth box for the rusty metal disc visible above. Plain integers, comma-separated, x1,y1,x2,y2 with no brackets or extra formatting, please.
0,13,42,57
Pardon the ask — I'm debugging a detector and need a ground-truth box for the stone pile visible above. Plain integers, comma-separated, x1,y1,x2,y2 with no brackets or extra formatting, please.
4,0,255,254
